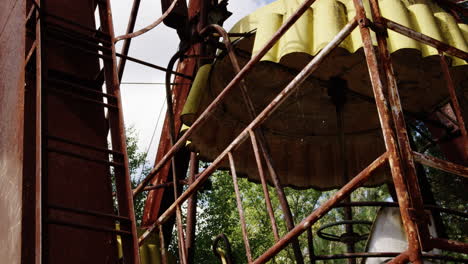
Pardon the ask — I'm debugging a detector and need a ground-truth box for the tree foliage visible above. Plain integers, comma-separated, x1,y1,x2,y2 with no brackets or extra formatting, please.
125,126,151,226
190,168,390,263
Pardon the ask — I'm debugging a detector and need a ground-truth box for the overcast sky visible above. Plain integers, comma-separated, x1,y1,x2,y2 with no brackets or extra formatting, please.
110,0,270,164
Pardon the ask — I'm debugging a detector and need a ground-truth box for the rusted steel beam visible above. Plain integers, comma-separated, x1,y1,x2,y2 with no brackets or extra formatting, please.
368,0,431,251
114,0,180,42
252,153,388,264
334,88,356,263
185,152,198,264
429,237,468,254
138,18,358,244
25,40,38,66
382,18,468,61
439,54,468,156
21,1,42,261
34,3,42,263
354,0,423,262
99,0,141,262
201,24,304,263
386,251,410,264
116,0,141,81
249,130,280,242
159,225,168,264
228,152,253,263
413,151,468,178
133,0,322,197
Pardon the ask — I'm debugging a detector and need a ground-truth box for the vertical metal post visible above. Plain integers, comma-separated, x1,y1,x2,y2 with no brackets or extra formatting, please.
185,152,198,264
368,0,432,250
228,152,253,263
352,0,424,262
159,224,168,264
35,2,43,262
117,0,142,81
99,0,141,262
307,227,315,264
39,0,48,262
249,130,280,241
336,99,356,263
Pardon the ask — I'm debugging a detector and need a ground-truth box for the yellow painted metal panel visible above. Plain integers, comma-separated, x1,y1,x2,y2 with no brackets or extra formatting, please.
227,0,467,65
181,64,212,125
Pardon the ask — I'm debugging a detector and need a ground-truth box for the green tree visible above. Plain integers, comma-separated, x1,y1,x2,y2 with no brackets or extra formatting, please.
191,168,390,263
125,126,151,226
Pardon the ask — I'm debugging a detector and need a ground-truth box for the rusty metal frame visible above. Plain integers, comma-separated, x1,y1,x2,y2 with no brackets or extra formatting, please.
114,0,468,262
19,0,142,262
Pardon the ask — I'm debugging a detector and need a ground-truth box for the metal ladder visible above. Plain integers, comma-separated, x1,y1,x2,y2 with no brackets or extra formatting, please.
23,0,140,263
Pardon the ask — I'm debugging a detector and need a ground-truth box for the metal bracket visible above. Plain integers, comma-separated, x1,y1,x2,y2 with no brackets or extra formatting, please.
358,17,388,37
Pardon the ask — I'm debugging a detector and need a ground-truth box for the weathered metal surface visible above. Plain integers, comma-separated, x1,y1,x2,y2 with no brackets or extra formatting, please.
99,0,141,261
114,0,182,42
116,0,141,81
22,1,42,263
249,130,280,241
383,18,468,61
369,0,432,252
24,0,140,262
353,0,425,262
185,152,198,264
413,151,468,178
429,237,468,253
0,0,25,263
228,152,253,263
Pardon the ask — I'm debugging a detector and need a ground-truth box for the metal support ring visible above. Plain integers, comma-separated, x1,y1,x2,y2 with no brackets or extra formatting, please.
317,220,373,244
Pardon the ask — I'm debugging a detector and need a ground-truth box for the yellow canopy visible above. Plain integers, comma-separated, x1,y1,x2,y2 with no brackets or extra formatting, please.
181,0,468,189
